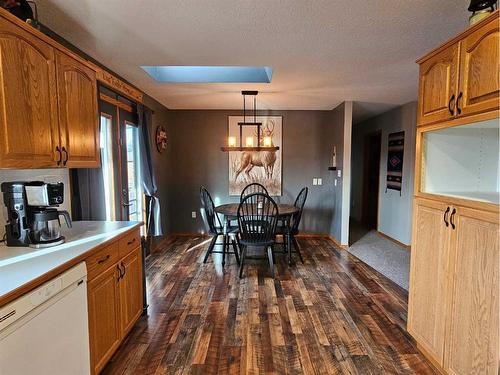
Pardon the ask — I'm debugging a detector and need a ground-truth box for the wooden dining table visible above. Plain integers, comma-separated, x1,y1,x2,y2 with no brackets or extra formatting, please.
215,203,299,265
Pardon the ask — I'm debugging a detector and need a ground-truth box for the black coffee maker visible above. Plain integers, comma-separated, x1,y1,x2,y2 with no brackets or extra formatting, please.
1,181,72,248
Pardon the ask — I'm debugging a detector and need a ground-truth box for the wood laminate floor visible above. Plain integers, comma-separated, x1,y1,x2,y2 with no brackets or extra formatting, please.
102,236,437,375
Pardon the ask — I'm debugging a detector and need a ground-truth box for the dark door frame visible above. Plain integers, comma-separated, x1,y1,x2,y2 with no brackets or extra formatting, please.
361,130,382,229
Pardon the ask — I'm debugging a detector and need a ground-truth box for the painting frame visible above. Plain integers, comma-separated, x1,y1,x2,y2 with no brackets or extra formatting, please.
228,115,283,196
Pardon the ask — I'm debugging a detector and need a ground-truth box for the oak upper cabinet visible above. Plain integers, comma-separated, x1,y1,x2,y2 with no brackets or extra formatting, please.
417,44,460,126
417,11,499,126
0,16,59,168
445,207,499,375
119,247,143,336
87,264,122,375
408,198,451,364
56,51,99,168
457,17,499,117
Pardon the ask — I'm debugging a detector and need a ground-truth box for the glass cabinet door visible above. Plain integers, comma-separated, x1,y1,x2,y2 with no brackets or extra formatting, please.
420,118,499,204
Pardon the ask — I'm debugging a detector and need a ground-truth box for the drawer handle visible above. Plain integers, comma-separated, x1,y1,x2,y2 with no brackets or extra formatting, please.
97,254,110,264
127,238,136,246
443,206,450,227
448,94,455,116
450,208,456,230
0,310,16,323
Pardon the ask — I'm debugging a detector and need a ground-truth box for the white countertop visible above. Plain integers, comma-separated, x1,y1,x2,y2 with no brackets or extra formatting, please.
0,221,140,304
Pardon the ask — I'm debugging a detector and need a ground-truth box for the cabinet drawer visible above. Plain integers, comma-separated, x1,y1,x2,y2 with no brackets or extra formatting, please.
86,242,119,280
119,230,141,257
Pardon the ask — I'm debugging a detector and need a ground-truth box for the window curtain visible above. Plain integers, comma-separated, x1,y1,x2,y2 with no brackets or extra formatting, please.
70,168,106,221
137,104,163,236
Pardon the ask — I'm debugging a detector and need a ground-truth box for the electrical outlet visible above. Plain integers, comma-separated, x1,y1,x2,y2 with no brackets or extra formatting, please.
313,178,318,186
334,179,337,186
191,211,197,219
317,178,322,185
337,170,342,178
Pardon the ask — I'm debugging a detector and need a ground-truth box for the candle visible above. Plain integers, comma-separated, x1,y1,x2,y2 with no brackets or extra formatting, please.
246,136,254,147
228,136,236,147
263,136,272,147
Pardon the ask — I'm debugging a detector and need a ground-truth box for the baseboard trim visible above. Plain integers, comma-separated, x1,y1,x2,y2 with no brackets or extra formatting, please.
377,231,411,251
328,235,349,250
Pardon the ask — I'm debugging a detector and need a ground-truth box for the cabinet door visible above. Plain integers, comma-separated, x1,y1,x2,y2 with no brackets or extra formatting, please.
119,247,143,336
445,207,499,375
56,51,99,168
458,17,499,117
87,264,121,375
0,17,59,168
417,44,460,126
408,198,452,365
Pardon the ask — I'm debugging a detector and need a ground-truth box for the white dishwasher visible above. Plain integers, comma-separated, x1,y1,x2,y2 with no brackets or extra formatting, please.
0,262,90,375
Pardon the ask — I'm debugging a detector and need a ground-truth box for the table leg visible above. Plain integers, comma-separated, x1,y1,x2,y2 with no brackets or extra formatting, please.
222,217,229,267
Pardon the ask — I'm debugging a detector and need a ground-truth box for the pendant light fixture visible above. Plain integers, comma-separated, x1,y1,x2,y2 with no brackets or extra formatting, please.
221,91,280,152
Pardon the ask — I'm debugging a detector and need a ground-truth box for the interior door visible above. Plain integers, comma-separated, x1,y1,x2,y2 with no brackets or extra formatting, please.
407,198,452,366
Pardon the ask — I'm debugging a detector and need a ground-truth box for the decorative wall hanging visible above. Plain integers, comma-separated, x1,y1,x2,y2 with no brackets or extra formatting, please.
155,126,167,153
227,115,282,196
386,131,405,193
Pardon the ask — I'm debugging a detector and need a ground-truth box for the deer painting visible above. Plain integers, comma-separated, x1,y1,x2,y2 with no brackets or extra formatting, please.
234,120,277,181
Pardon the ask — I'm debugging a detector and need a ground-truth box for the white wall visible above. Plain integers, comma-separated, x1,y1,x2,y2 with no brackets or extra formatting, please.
351,102,417,245
0,169,71,229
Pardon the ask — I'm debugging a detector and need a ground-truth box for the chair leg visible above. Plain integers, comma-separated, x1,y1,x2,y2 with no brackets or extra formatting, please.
239,246,247,278
222,234,227,267
267,246,275,278
231,236,240,265
292,235,304,263
203,235,218,263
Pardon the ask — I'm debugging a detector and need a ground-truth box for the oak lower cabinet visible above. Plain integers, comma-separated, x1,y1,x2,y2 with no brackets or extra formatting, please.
87,235,143,375
445,207,499,375
408,198,451,363
87,264,122,374
408,199,499,374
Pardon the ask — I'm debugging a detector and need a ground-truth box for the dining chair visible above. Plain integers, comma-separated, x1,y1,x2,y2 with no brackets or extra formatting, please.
237,192,279,278
278,187,308,263
199,186,240,266
240,183,269,200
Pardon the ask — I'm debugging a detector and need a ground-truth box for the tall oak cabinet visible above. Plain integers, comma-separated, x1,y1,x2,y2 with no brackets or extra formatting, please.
409,11,499,375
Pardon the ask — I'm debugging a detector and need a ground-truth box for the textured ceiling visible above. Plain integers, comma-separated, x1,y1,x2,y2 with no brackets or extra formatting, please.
37,0,470,114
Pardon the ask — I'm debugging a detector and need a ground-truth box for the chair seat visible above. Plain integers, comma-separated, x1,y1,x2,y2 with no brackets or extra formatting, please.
211,225,239,235
239,238,275,247
276,225,298,236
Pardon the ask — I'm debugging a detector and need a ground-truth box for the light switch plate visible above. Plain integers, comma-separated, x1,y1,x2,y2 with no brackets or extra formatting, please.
313,178,318,185
191,211,197,219
337,170,342,177
318,178,322,185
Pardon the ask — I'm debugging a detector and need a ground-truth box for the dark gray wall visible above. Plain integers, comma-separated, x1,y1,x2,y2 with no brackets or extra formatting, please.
164,109,345,235
350,102,417,245
142,95,172,245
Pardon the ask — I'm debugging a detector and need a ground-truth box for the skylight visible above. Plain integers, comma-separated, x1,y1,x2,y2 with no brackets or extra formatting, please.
140,66,273,83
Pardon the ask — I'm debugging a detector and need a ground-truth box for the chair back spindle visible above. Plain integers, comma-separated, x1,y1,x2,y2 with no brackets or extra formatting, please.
200,186,222,234
240,183,269,201
238,193,278,246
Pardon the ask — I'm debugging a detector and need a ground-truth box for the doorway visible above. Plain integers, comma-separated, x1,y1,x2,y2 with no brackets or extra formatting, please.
361,131,381,229
99,92,144,224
